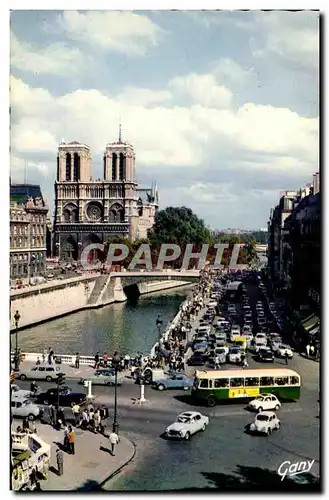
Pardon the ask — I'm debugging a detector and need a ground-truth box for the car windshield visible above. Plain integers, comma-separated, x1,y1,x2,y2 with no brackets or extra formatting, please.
230,348,240,354
256,396,265,401
257,414,269,421
279,345,288,349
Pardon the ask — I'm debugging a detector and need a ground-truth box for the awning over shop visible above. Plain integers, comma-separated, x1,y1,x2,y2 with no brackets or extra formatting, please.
301,314,319,332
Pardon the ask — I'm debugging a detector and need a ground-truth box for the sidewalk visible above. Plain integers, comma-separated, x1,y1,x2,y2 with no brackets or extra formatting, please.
12,421,136,491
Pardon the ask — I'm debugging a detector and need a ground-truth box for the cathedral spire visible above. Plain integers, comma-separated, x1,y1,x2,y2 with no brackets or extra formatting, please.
118,122,122,143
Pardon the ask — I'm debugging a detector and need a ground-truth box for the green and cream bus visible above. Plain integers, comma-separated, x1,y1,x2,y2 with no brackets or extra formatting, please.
192,368,301,407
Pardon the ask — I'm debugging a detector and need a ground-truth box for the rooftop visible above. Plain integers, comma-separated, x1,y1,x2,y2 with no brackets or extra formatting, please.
10,184,43,204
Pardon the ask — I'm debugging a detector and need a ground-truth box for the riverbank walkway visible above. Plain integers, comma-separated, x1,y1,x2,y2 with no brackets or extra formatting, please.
11,419,135,491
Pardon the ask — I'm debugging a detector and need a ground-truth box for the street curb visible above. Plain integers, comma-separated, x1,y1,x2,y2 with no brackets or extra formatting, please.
98,437,137,490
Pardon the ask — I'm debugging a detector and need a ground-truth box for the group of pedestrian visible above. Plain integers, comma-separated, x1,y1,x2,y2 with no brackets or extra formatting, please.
306,343,319,359
41,347,55,365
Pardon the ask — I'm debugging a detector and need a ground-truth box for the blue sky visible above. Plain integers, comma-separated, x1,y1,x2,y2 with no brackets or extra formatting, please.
10,10,319,229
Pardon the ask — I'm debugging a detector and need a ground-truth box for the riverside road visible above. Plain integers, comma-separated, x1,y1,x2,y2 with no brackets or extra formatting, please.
18,351,319,491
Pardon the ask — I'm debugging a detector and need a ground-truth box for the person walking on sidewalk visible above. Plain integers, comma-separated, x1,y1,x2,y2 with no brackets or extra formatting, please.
75,352,80,369
109,431,119,456
306,344,310,358
56,449,64,476
68,426,75,455
310,344,315,357
71,403,80,426
285,351,289,365
94,352,100,369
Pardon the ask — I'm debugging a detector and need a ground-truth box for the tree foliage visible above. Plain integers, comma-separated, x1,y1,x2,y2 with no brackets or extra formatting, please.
148,206,212,246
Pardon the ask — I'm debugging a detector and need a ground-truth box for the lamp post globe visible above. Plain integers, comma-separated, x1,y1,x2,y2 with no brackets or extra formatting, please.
112,351,121,434
14,310,21,372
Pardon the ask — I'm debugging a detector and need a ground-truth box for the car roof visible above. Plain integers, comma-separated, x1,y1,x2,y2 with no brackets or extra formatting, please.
179,411,200,418
256,411,276,417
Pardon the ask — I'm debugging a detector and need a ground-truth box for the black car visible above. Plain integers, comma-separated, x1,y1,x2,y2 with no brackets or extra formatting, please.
257,349,274,362
36,387,87,406
187,354,207,366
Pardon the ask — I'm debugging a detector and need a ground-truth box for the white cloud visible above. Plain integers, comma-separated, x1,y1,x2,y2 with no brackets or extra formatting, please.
10,33,84,76
56,11,164,55
253,11,319,70
10,77,318,182
169,73,232,108
213,58,255,86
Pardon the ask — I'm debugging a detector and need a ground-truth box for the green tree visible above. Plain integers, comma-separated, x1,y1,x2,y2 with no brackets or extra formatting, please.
148,206,212,246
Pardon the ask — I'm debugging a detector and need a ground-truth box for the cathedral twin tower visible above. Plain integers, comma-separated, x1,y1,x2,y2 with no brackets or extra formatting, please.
54,136,158,262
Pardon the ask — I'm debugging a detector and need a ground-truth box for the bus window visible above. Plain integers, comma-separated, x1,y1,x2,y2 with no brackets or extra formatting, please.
245,377,259,387
214,378,229,388
290,376,300,385
230,378,244,388
199,379,209,388
275,377,289,386
260,377,274,387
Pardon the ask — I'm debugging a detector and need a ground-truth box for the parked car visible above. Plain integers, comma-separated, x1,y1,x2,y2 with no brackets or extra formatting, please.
152,373,193,391
80,369,124,386
248,394,281,413
36,387,87,406
11,396,43,421
257,348,275,363
19,364,61,382
275,344,293,359
249,411,280,435
165,411,209,440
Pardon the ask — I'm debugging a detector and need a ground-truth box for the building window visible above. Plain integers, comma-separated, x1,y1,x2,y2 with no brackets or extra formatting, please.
119,153,125,180
13,225,17,234
73,153,80,181
112,153,117,180
66,153,71,181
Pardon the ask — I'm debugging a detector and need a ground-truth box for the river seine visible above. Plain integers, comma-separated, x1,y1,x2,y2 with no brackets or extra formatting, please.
15,285,192,356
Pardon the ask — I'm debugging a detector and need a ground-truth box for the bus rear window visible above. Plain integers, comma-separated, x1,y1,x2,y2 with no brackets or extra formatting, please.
290,376,300,385
214,378,229,388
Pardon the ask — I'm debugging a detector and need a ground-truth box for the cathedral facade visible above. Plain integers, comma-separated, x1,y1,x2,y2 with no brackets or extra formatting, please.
53,136,158,262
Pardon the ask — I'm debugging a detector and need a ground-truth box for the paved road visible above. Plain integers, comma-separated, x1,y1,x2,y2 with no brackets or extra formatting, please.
15,278,320,491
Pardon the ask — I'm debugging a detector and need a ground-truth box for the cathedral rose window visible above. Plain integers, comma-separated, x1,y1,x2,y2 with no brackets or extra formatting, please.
87,203,102,221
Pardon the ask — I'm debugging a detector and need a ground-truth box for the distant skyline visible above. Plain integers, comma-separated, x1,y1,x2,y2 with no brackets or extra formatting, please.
10,10,319,228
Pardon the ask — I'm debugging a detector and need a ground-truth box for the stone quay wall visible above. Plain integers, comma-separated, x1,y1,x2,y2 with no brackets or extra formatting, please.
10,275,192,331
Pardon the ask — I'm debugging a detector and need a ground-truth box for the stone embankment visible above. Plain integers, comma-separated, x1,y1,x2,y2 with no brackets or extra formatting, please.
10,274,192,331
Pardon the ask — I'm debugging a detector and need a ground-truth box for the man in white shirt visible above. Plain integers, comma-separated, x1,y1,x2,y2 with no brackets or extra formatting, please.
109,431,119,456
71,403,80,426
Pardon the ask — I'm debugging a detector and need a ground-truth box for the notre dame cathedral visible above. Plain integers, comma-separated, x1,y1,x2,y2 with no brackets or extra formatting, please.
53,133,158,262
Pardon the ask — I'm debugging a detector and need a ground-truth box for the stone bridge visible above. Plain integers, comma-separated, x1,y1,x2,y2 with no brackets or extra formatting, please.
110,270,200,288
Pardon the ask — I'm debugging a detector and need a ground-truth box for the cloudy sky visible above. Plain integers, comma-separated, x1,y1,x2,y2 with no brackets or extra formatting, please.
10,10,319,229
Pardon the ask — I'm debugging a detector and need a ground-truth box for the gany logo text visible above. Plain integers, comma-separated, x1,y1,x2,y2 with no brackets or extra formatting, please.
278,459,315,481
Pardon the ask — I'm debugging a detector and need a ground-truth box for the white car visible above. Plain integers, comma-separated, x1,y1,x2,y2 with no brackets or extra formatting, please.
255,333,267,343
165,411,209,440
228,347,242,363
11,384,32,399
250,341,266,354
248,393,281,413
11,396,42,421
249,411,280,435
276,344,293,359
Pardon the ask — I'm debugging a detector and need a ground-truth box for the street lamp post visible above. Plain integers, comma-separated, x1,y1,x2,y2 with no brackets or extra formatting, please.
112,351,121,434
156,315,163,344
13,310,21,372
